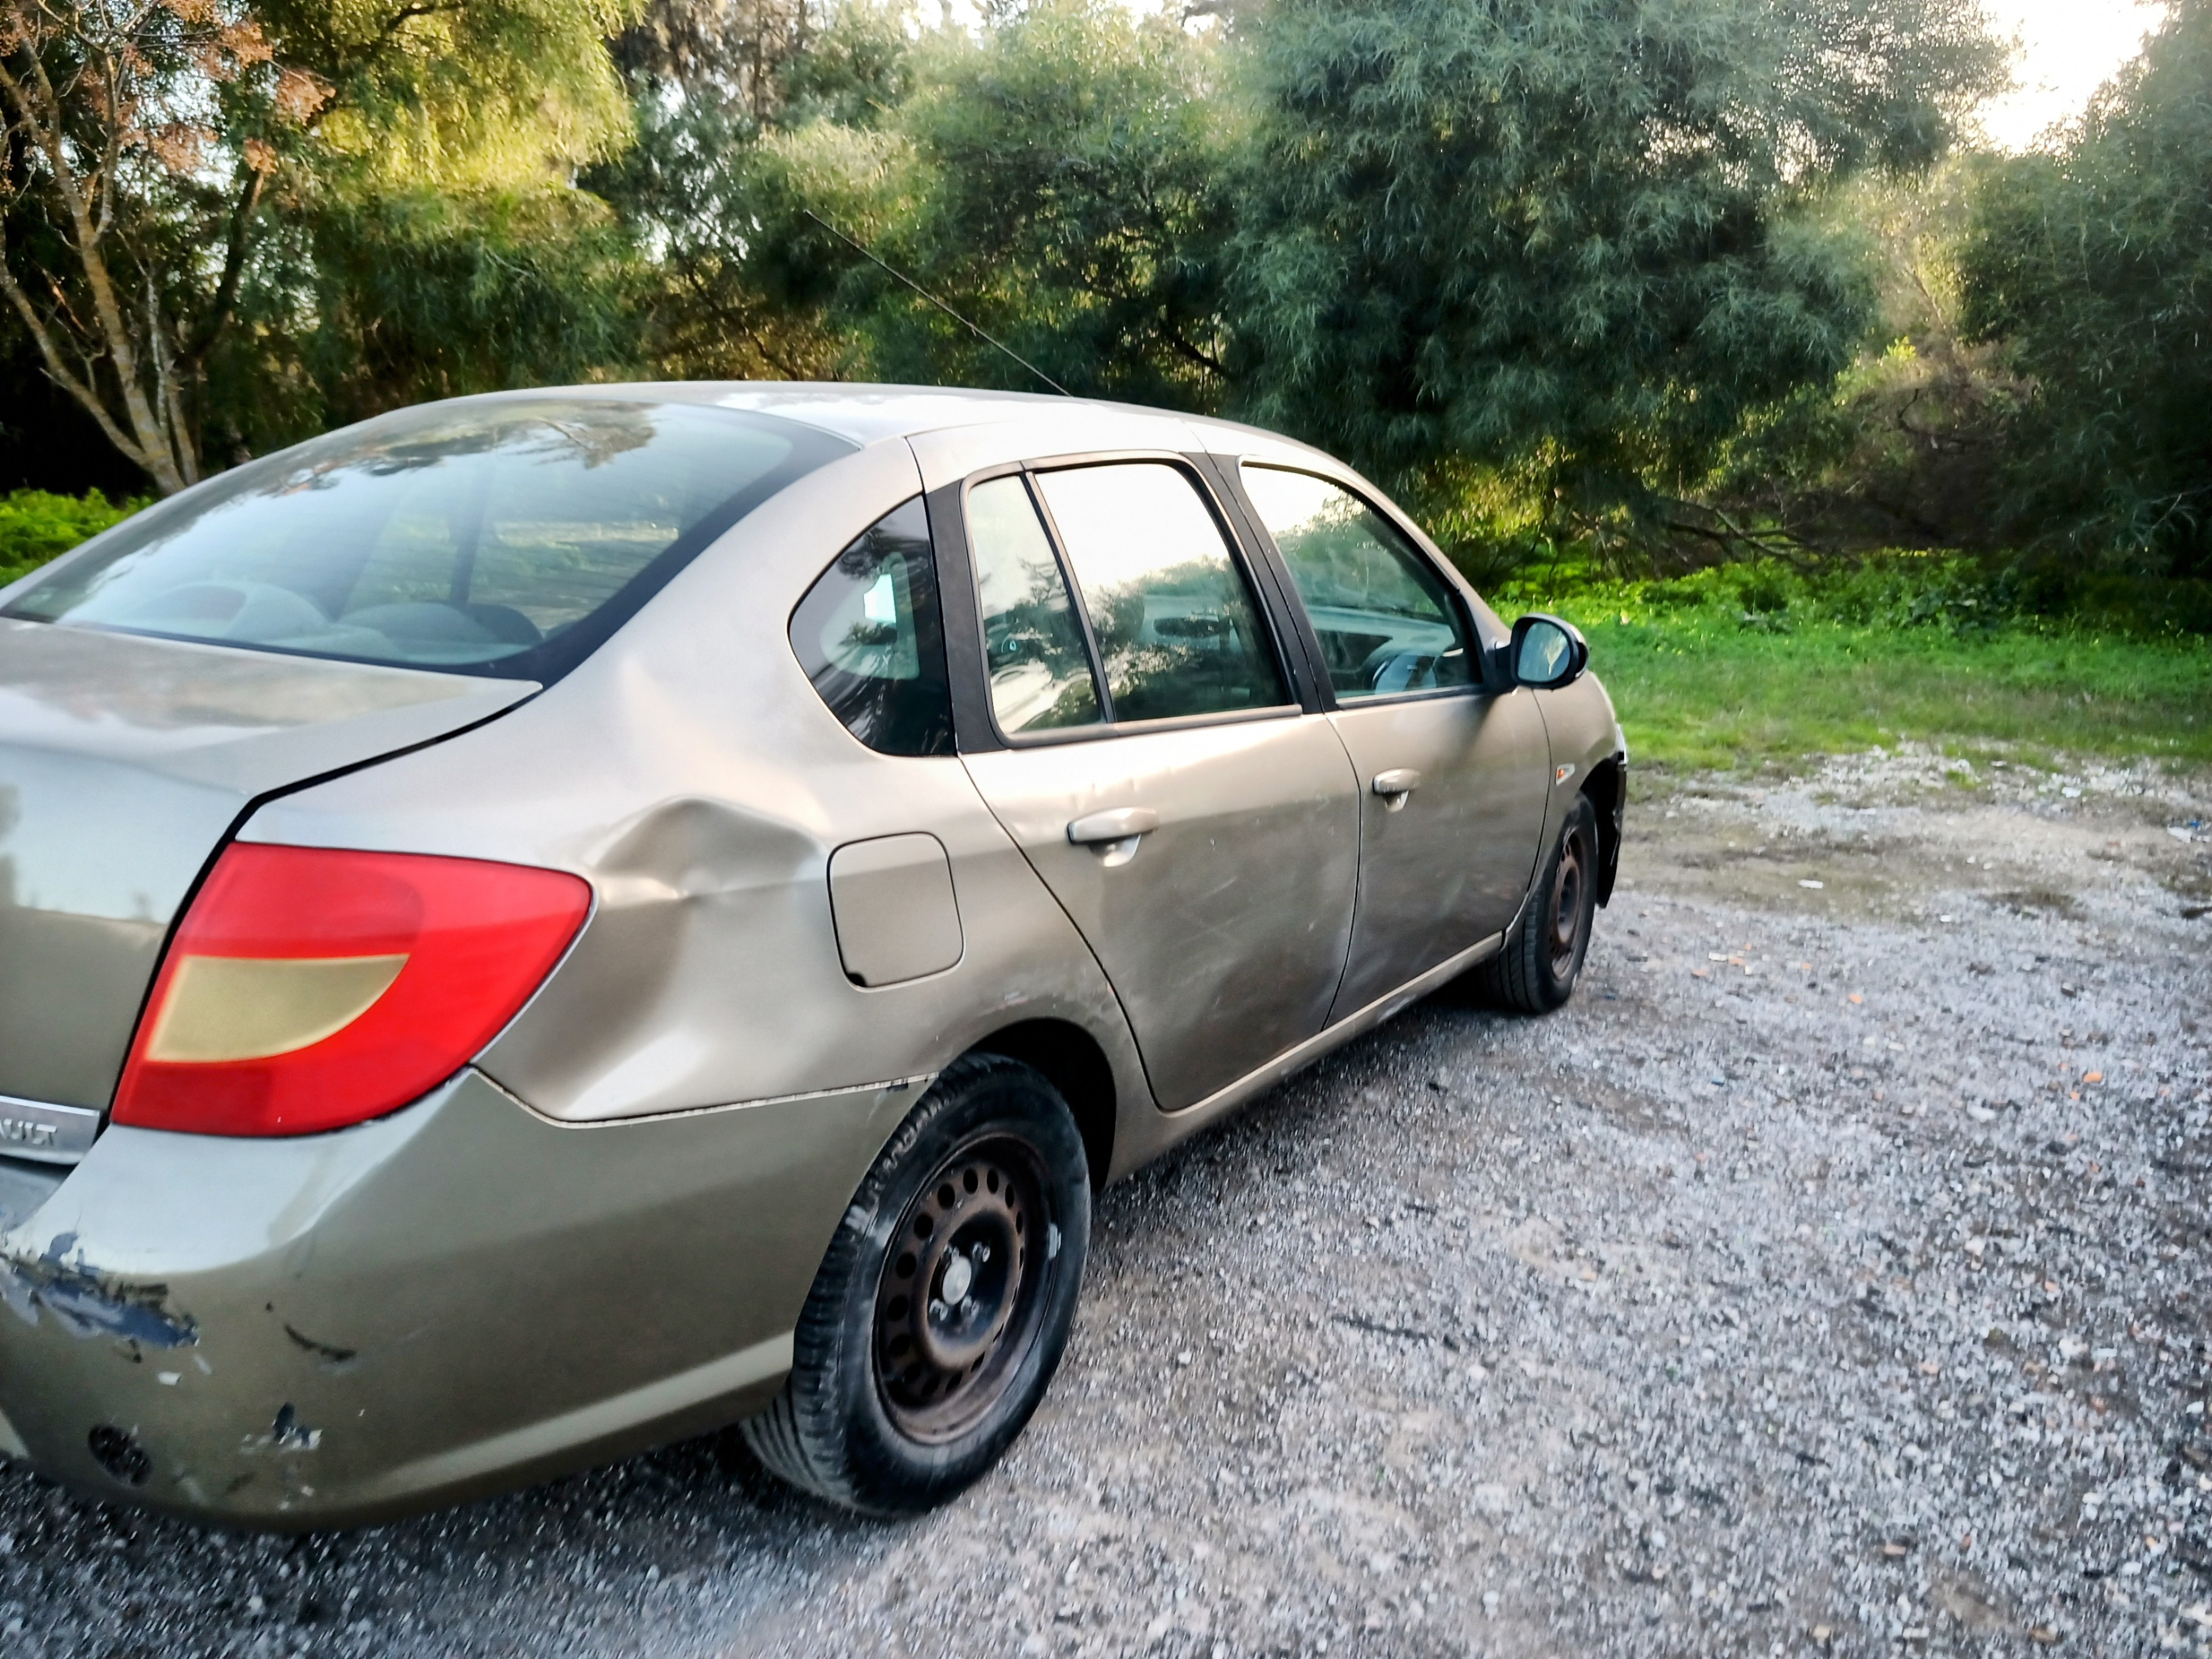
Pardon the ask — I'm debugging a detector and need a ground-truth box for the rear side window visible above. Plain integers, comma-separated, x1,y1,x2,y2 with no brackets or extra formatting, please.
5,399,852,683
967,475,1104,735
1030,463,1287,724
1240,466,1472,700
789,497,954,757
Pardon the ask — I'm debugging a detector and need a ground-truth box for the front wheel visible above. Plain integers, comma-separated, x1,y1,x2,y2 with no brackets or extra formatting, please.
741,1054,1090,1515
1477,794,1599,1013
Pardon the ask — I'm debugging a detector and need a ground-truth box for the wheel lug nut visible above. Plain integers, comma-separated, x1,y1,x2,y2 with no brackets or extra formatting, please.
929,1298,948,1321
971,1244,990,1264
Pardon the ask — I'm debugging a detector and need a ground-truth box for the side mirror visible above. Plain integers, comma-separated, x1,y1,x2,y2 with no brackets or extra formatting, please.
1511,613,1588,690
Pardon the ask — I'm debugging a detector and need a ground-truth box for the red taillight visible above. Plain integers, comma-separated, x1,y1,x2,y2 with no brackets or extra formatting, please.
113,844,591,1137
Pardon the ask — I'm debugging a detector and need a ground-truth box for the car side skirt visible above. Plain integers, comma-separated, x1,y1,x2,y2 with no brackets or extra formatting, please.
1109,928,1507,1173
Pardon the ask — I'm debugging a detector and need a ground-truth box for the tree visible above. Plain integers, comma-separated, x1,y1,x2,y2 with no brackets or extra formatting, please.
602,0,1241,401
847,0,1240,407
1224,0,2005,536
588,0,912,380
1,0,639,493
1959,0,2212,577
1,1,305,492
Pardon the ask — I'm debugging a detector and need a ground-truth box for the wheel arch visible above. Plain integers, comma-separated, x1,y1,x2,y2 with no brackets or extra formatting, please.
963,1019,1117,1194
1582,757,1626,908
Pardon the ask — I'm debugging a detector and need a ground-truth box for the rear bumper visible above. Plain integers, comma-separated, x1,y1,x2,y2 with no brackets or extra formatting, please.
0,1068,917,1528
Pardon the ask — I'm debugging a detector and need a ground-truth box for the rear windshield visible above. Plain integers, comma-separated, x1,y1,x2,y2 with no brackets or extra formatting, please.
3,398,853,681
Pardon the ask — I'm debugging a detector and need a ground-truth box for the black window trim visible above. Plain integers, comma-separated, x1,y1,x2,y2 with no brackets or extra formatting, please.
1192,452,1330,713
947,449,1309,753
1222,457,1510,709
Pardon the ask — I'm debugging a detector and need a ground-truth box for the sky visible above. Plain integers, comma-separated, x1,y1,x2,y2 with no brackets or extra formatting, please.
1975,0,2171,148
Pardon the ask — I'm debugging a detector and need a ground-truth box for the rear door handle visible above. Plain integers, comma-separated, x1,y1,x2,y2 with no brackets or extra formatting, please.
1370,769,1422,812
1067,807,1160,845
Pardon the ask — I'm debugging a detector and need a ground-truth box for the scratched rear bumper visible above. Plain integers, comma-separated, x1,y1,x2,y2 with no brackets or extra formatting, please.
0,1068,915,1527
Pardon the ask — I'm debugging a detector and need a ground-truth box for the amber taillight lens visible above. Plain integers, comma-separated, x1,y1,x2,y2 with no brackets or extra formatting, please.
113,844,591,1137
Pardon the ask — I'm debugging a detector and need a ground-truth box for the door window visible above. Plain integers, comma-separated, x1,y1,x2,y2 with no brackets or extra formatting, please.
1240,467,1473,700
789,497,954,756
1031,463,1287,724
967,474,1104,735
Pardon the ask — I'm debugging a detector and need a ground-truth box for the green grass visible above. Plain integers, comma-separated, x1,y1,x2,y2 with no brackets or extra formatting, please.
1568,616,2212,770
1492,559,2212,772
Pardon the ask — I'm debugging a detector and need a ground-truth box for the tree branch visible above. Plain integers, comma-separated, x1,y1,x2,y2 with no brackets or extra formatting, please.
3,8,185,491
0,234,156,475
343,2,465,76
178,161,264,372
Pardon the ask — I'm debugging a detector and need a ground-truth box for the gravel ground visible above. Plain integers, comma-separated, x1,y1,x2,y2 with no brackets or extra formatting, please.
6,748,2211,1659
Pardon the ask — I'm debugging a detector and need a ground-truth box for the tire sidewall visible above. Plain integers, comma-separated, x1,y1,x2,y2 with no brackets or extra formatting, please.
818,1060,1090,1513
1529,797,1599,1010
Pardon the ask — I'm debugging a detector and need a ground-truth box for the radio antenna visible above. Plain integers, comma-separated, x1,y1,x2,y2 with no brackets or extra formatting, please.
804,208,1073,398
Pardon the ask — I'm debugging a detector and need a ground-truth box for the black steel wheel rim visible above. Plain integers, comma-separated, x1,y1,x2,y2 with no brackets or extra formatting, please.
1549,822,1591,979
872,1131,1054,1444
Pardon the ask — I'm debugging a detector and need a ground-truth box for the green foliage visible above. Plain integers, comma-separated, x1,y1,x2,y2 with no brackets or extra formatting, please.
1702,164,2029,552
232,0,649,445
266,0,639,194
845,0,1240,406
17,0,2200,659
587,0,918,379
1493,551,2212,640
1959,0,2212,576
0,492,144,587
297,191,642,429
1490,557,2212,769
1224,0,2006,518
0,0,648,491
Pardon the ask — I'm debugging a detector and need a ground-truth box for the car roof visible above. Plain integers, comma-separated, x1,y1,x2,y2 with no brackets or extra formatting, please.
519,380,1333,461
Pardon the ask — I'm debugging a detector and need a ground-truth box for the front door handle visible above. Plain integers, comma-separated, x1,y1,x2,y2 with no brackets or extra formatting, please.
1370,769,1422,812
1067,807,1160,869
1067,807,1160,844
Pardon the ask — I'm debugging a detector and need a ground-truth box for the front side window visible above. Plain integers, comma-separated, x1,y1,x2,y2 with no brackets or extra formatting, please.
1240,466,1473,700
6,399,851,681
967,475,1103,735
1030,463,1287,724
789,497,953,756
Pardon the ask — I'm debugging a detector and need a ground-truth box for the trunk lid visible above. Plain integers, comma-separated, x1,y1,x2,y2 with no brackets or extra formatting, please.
0,619,532,1118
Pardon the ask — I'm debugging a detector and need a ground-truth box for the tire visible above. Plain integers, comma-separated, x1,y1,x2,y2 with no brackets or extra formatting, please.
1477,794,1599,1014
741,1054,1091,1515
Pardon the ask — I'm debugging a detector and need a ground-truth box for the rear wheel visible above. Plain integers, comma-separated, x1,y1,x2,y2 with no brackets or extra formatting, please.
742,1054,1090,1514
1477,794,1599,1013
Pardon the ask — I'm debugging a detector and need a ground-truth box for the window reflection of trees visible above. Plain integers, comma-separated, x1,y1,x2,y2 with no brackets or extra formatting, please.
981,550,1100,731
789,497,953,758
1274,499,1447,625
1079,553,1279,723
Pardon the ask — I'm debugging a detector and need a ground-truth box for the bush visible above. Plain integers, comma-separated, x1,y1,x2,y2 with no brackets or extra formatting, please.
0,490,143,586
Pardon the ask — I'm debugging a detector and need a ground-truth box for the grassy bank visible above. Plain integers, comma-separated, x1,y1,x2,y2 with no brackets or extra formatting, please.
1490,558,2212,772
